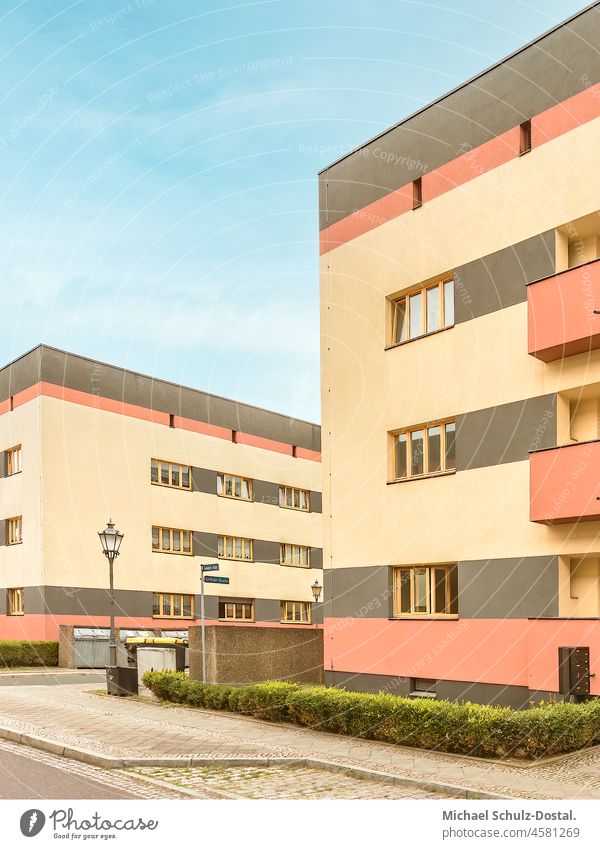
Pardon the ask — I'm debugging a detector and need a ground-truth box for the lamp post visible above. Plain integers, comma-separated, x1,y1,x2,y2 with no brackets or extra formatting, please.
98,519,124,668
311,579,322,603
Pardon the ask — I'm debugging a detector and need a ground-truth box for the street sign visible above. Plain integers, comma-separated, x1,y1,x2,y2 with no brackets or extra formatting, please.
203,575,230,585
201,563,220,573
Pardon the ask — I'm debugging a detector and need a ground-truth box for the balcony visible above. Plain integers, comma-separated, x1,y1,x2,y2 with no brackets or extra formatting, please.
530,440,600,524
527,258,600,362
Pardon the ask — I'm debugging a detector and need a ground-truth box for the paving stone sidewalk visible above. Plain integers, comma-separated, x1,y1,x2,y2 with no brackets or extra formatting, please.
0,683,598,799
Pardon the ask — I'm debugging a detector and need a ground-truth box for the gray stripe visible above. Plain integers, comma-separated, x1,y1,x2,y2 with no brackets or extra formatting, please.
252,478,279,506
253,539,280,564
0,345,321,452
456,394,556,471
325,670,540,708
319,5,600,228
193,531,219,558
192,531,322,567
310,548,323,570
324,565,392,620
454,231,555,324
5,586,319,623
326,556,559,620
458,556,558,619
310,491,322,513
0,521,5,547
0,451,6,479
191,467,216,495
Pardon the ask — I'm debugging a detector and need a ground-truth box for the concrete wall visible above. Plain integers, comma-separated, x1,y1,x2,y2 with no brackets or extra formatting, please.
188,624,324,685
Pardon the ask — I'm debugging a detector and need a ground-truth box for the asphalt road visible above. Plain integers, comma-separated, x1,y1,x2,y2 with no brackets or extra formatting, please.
0,746,139,799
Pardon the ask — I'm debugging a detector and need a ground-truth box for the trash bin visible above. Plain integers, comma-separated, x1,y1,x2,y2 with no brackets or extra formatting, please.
123,637,187,696
106,665,138,696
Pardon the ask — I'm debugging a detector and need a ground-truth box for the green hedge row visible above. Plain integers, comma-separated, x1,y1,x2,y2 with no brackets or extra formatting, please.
0,640,58,668
142,670,600,760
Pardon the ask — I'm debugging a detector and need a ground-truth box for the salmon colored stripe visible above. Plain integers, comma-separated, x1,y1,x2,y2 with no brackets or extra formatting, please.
3,381,321,462
533,81,600,145
235,430,293,456
324,616,600,695
320,184,413,254
424,127,519,203
174,415,233,441
12,383,42,408
0,613,322,641
320,80,600,255
295,447,321,461
39,381,170,425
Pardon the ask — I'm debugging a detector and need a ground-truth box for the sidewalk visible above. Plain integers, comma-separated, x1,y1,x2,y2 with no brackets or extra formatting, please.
0,682,599,799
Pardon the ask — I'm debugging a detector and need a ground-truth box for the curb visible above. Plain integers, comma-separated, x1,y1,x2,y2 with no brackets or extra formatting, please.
0,725,505,799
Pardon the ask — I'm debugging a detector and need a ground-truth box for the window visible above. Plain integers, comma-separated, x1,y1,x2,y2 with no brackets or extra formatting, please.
392,421,456,480
410,678,437,698
6,445,22,476
152,526,192,555
151,459,191,490
7,516,22,545
7,588,23,615
217,535,253,561
281,600,311,624
219,598,254,621
392,565,458,617
390,277,454,345
279,485,310,511
280,543,311,568
519,119,532,155
217,473,252,501
412,177,422,209
152,592,194,619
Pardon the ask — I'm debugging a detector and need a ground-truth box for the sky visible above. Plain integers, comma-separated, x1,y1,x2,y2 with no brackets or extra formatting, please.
0,0,588,422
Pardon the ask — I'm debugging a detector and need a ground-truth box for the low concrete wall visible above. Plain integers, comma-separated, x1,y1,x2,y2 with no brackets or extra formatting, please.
188,625,324,685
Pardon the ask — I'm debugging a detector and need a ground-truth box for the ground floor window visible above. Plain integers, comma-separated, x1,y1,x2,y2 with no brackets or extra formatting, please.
152,593,194,619
410,678,437,698
219,598,254,621
392,565,458,616
281,600,310,624
7,587,23,615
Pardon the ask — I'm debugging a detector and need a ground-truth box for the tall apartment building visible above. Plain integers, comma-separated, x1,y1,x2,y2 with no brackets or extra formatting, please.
319,3,600,706
0,345,322,640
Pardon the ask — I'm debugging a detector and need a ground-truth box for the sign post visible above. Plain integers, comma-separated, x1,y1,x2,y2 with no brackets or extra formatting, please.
199,563,220,684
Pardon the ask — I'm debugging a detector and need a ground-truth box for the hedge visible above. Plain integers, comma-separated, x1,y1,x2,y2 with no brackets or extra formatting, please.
0,640,58,668
142,670,600,760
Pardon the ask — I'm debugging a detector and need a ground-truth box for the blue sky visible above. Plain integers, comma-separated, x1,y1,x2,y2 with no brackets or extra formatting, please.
0,0,587,421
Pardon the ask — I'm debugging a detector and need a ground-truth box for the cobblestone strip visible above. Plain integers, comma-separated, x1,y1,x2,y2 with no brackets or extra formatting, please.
130,765,451,799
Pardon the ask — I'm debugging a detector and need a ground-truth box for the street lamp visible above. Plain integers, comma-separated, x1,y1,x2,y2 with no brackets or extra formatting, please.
311,579,322,603
98,519,124,668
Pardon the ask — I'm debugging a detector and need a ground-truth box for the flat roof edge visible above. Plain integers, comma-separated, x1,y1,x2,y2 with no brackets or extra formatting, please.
318,1,600,176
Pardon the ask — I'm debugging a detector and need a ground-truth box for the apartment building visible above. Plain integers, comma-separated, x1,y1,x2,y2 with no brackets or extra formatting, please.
0,345,322,640
319,3,600,706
